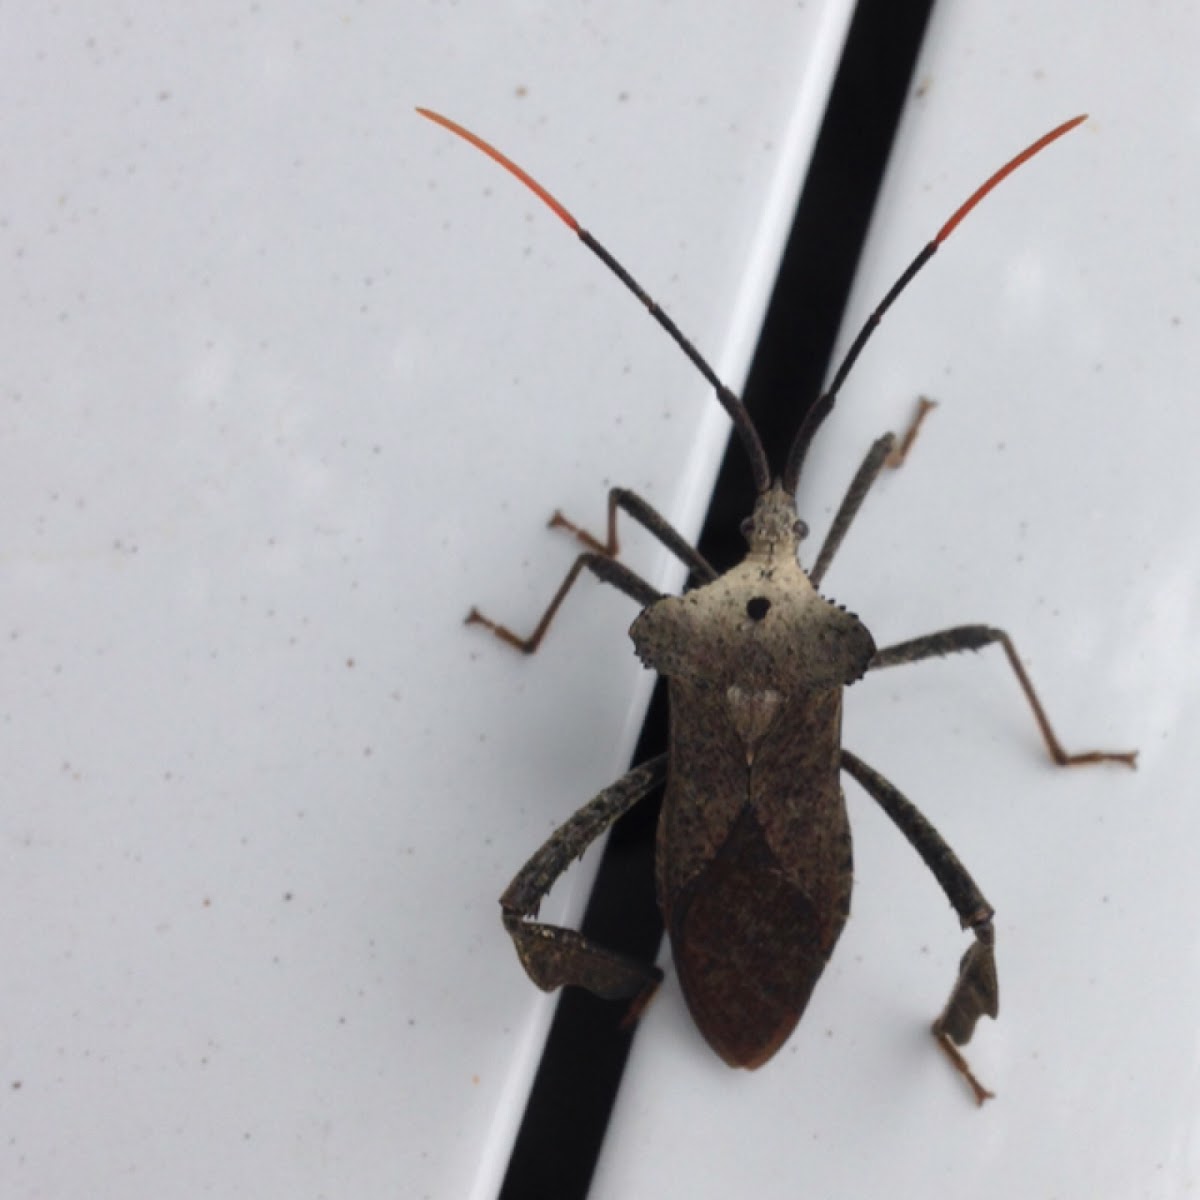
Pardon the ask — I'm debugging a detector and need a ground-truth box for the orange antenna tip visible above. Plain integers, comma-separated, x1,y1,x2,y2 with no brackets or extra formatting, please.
416,107,580,231
935,113,1086,244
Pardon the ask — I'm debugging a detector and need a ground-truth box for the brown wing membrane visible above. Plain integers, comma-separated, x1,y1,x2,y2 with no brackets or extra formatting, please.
669,804,849,1068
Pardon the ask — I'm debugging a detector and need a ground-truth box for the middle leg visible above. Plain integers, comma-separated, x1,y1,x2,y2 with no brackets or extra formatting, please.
869,625,1138,768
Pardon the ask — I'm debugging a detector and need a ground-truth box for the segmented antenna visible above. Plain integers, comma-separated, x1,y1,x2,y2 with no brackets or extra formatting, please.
416,106,772,494
781,113,1086,493
418,107,1086,501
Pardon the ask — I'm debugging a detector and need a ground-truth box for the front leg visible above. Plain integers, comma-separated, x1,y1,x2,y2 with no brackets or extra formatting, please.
841,750,997,1106
869,625,1137,768
550,486,717,587
501,756,668,1018
469,485,713,654
468,552,661,654
810,398,938,587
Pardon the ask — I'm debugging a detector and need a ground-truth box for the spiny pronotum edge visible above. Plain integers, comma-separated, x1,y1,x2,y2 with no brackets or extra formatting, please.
416,107,1086,497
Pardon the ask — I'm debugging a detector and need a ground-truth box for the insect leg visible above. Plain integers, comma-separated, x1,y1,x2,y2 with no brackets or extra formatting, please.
551,487,718,586
841,749,997,1106
868,626,1138,767
810,435,893,587
501,756,668,1014
467,551,662,653
810,398,937,587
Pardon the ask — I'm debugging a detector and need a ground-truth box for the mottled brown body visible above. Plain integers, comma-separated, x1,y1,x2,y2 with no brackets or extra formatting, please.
634,487,870,1066
661,687,851,1067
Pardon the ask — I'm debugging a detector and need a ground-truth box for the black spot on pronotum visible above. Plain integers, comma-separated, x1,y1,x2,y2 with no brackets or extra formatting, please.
746,597,771,621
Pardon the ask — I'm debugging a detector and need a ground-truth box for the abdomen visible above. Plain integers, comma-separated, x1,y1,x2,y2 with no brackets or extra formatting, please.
659,684,851,1067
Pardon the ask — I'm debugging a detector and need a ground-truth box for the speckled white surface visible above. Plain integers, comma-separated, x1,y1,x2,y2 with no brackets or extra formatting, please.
0,4,855,1198
592,5,1200,1199
5,4,1199,1198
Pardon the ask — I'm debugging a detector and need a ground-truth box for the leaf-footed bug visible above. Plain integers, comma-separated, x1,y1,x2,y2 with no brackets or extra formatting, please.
419,107,1137,1104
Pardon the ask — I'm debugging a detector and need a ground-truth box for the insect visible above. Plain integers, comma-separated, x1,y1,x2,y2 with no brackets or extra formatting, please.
419,107,1137,1103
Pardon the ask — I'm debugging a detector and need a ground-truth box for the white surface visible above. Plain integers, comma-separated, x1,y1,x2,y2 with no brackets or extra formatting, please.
0,4,854,1198
592,5,1200,1200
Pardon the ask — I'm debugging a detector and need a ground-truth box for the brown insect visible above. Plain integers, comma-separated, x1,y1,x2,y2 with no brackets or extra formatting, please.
419,107,1137,1103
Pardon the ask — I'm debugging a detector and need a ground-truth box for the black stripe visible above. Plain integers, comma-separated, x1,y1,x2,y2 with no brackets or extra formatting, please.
499,3,936,1196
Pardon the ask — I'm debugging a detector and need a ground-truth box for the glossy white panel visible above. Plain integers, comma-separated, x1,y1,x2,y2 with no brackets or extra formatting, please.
593,5,1200,1199
0,4,852,1197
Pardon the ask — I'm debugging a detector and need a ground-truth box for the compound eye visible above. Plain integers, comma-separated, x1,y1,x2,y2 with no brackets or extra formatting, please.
746,596,771,621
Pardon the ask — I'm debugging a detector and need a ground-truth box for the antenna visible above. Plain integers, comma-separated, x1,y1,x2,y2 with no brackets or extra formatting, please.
416,107,772,494
781,114,1086,493
418,107,1086,502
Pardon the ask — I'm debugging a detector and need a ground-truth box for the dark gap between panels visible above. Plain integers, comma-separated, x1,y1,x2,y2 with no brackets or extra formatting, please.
498,2,937,1197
